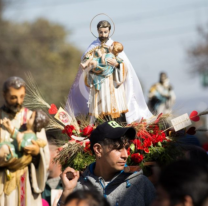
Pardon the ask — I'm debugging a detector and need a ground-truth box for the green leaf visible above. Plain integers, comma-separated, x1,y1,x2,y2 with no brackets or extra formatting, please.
157,142,162,147
130,144,135,152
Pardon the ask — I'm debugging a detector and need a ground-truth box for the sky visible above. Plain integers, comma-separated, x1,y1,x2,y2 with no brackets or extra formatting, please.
3,0,208,113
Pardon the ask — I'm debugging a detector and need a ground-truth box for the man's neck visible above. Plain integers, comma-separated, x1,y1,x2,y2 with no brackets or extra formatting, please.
94,162,120,181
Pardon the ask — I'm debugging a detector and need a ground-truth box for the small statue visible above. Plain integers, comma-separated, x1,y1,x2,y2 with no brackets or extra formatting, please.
0,110,48,162
148,72,176,115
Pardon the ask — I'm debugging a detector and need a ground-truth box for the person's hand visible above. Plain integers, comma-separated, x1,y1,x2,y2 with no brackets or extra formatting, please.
24,140,40,156
60,167,79,200
2,118,14,134
106,58,119,68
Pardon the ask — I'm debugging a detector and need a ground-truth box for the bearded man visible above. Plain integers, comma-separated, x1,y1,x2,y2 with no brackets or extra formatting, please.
0,76,50,206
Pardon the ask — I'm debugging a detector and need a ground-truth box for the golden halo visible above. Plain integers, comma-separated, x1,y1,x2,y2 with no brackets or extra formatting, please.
90,13,115,38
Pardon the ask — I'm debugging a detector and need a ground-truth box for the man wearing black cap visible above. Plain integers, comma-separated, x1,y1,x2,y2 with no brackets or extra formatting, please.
58,121,155,206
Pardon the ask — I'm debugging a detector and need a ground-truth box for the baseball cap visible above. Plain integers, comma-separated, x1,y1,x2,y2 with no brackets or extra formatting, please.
90,121,136,148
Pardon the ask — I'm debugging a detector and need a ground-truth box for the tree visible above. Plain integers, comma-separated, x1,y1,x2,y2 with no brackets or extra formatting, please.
187,23,208,86
0,18,82,106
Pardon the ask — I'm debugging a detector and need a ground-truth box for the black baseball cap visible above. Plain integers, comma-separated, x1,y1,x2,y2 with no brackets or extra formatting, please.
90,121,136,149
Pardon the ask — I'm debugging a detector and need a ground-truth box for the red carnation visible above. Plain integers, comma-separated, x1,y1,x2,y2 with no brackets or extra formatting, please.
83,125,94,137
137,130,152,139
143,138,152,148
131,153,144,163
62,125,75,138
143,148,150,153
132,139,143,150
152,132,166,144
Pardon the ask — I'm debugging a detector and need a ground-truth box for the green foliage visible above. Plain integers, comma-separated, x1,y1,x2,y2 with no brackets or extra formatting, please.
63,152,95,171
0,18,82,106
144,143,183,166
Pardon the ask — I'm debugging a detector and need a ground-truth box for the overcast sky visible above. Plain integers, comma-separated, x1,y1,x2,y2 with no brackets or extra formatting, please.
3,0,208,113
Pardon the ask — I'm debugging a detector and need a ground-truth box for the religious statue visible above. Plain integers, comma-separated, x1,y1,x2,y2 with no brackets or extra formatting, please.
0,76,50,206
148,72,176,115
67,14,152,124
0,110,48,162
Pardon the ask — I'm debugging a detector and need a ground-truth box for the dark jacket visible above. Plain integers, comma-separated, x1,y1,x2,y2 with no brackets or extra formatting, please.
75,163,155,206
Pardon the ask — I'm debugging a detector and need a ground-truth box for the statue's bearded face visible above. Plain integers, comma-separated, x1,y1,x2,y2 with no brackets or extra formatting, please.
4,86,25,113
98,27,110,43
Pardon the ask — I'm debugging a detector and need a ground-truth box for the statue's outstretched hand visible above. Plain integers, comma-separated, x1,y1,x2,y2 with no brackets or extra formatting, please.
24,140,40,156
2,118,14,134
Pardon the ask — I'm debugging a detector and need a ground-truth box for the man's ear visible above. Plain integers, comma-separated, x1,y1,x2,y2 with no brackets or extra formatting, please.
93,143,103,157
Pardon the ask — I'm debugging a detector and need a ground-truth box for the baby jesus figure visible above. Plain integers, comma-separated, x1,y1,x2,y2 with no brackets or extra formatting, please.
0,110,48,163
81,41,124,91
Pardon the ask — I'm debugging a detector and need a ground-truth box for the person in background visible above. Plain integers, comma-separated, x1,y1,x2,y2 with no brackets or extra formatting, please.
64,189,110,206
151,160,208,206
42,129,68,206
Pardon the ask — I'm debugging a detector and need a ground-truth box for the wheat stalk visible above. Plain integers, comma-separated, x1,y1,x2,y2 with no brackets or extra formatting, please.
24,72,50,109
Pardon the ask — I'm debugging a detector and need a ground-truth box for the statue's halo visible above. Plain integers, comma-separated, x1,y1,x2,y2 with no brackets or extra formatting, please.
90,13,115,38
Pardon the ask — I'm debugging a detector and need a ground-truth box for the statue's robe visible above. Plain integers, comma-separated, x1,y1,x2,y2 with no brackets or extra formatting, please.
0,107,50,206
86,57,128,118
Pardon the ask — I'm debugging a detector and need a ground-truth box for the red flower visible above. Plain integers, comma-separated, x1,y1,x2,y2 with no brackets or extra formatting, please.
83,125,94,137
84,141,91,152
143,148,150,153
143,138,152,148
137,130,151,139
127,147,131,156
152,132,166,144
132,139,143,150
131,153,144,163
62,125,75,138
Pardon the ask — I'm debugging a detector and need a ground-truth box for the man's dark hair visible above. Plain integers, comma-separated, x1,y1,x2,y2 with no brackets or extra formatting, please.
91,136,130,154
3,76,26,93
64,189,110,206
97,20,111,30
159,160,208,206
